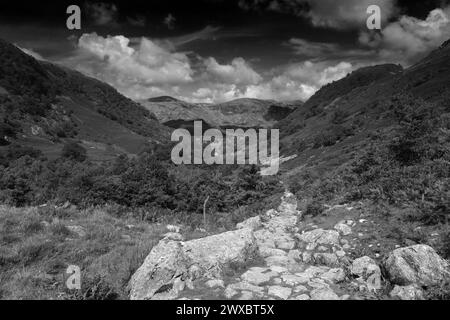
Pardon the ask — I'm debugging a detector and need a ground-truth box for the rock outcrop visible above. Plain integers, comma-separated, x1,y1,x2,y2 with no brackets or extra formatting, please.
129,228,258,300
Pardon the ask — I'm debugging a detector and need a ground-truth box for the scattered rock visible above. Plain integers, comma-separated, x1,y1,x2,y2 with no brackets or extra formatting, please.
224,287,238,299
351,256,382,291
334,222,352,236
265,255,293,267
293,285,308,293
67,225,86,238
227,282,264,294
384,245,449,287
238,291,254,300
268,286,292,300
241,268,274,285
205,279,225,288
281,274,309,286
259,247,287,258
313,253,339,267
287,249,302,261
320,268,346,283
270,266,288,274
290,294,310,300
237,216,262,231
310,288,340,300
390,285,424,300
297,229,340,247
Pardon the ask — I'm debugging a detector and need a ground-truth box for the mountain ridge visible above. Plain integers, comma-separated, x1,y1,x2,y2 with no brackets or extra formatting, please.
0,38,170,160
138,96,301,129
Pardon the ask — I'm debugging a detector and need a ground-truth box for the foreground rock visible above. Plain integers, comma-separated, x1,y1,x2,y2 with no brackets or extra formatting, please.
129,191,449,300
384,245,449,287
129,228,258,300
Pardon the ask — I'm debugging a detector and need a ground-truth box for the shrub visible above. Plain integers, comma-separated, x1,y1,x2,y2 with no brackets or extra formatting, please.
331,109,351,124
71,275,119,300
439,231,450,259
304,201,325,217
313,125,354,148
425,281,450,300
21,216,44,235
50,223,72,238
61,142,87,162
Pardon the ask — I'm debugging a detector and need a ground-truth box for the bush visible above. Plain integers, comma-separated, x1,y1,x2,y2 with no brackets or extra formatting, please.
313,125,354,148
439,231,450,260
425,281,450,300
61,142,87,162
304,201,325,217
331,109,350,124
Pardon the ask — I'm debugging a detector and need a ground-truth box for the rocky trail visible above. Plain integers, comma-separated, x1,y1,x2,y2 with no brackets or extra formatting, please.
128,191,450,300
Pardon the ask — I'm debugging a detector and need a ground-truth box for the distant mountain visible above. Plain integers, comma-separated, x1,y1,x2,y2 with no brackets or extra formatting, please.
0,39,169,160
138,97,301,129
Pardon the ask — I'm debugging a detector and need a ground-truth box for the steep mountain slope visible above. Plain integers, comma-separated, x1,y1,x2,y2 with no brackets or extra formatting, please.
273,41,449,269
278,44,450,174
139,97,300,129
0,39,169,159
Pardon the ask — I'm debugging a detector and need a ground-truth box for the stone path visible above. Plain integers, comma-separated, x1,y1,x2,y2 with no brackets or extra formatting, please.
129,191,450,300
175,191,372,300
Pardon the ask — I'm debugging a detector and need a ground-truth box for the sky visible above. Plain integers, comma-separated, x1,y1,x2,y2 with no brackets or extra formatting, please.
1,0,450,103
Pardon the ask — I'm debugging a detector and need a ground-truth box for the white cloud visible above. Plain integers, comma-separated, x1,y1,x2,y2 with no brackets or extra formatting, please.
58,32,356,103
204,57,263,85
243,61,354,101
359,6,450,64
64,33,194,97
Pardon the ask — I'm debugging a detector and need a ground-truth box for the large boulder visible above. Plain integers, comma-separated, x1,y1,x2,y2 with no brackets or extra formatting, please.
129,228,258,300
384,245,449,287
183,228,258,277
128,240,189,300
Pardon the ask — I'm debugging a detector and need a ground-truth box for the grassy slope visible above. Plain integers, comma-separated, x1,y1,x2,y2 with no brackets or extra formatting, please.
276,42,450,264
0,39,169,161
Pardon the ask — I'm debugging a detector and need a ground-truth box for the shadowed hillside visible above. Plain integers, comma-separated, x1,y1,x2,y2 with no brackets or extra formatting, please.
0,39,169,160
276,40,450,264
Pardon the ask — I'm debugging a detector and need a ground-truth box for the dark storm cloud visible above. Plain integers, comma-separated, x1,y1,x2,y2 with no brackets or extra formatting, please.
238,0,398,29
1,0,449,102
85,2,119,26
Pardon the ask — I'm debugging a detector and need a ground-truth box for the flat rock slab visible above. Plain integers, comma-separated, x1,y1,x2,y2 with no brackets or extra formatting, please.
129,228,258,300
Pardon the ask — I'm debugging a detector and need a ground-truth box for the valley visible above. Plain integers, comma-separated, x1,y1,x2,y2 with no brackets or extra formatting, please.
0,36,449,301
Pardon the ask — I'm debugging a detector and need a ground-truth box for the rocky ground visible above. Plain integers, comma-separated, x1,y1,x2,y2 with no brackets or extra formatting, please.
128,191,450,300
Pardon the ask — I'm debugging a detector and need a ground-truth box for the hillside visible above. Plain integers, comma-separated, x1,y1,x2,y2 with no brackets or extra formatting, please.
0,39,169,160
273,41,450,267
139,97,300,129
278,49,450,173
